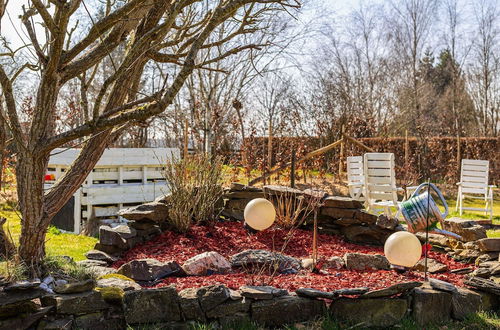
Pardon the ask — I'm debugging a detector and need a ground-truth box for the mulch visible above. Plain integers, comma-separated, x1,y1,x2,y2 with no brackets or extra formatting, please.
113,221,473,292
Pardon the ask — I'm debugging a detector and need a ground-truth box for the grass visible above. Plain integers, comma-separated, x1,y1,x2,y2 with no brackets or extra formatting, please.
0,208,97,262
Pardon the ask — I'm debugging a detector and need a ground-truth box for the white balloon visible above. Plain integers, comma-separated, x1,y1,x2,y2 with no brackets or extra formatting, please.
384,231,422,268
244,198,276,231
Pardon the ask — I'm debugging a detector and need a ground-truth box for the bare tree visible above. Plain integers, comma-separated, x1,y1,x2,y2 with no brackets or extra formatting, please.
0,0,301,265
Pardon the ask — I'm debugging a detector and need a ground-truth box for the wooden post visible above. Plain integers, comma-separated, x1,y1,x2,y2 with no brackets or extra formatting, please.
404,130,409,169
456,134,461,180
339,125,345,178
290,147,296,188
183,118,189,159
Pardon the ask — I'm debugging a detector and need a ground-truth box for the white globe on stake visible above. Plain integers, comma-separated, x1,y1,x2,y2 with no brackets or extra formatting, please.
244,198,276,231
384,231,422,268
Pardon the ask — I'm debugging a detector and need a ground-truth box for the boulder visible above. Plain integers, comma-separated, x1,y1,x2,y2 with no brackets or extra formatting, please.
323,196,363,209
414,258,448,273
361,281,422,298
117,259,184,281
206,298,250,318
41,291,109,314
443,218,487,242
0,300,38,318
412,286,452,325
451,288,481,320
230,249,300,273
251,295,325,326
324,256,345,269
0,287,45,307
117,200,170,222
54,279,96,294
477,238,500,252
97,277,141,291
344,253,390,270
128,220,157,230
330,298,407,327
0,306,51,330
123,287,180,324
239,285,288,300
85,249,118,264
99,225,137,250
472,290,500,311
73,312,124,330
341,225,393,245
218,313,252,327
181,251,231,276
415,232,450,247
94,243,123,255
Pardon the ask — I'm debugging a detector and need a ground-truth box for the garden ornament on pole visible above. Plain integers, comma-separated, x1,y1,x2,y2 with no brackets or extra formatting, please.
400,183,461,240
384,231,422,269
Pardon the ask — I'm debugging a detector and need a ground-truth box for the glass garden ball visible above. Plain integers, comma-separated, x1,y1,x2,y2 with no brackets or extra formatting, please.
384,231,422,268
244,198,276,231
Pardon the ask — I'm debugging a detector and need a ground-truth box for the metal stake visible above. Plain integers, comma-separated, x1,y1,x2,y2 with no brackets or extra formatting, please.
424,178,431,281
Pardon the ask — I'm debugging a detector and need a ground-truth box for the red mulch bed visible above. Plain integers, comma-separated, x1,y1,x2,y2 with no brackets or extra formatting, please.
113,221,473,292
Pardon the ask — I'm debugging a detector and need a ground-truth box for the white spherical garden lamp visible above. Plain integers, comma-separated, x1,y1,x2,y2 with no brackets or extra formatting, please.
384,231,422,268
244,198,276,231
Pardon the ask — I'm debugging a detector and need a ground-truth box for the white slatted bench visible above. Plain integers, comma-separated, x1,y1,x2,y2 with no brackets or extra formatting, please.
46,148,179,233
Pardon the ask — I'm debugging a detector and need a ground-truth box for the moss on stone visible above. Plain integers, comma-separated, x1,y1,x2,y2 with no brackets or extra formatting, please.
97,273,134,282
95,286,125,303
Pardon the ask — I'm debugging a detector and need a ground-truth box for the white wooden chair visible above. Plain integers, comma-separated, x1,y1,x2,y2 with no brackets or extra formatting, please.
346,156,365,201
363,153,401,216
456,159,496,220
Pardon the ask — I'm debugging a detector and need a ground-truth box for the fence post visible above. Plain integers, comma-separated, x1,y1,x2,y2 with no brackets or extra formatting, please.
339,125,345,178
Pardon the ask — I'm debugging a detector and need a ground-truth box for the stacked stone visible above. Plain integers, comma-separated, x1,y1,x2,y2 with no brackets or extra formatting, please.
221,183,264,221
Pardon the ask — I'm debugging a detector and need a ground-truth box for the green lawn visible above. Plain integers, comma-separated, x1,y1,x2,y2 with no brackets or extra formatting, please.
0,209,97,262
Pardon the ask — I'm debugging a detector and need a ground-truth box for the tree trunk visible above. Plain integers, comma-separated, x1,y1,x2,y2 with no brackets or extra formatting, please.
16,149,50,263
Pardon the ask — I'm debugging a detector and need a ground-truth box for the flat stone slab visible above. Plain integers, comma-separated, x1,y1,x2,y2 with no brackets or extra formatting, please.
414,258,448,273
240,286,288,300
344,253,390,270
295,288,335,300
429,278,458,293
124,287,180,324
412,286,452,325
333,287,369,296
330,298,407,327
323,196,363,209
477,238,500,252
361,282,422,298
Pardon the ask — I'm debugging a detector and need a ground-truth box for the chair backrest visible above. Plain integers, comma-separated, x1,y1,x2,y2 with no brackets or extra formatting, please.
363,153,398,204
347,156,364,200
460,159,489,195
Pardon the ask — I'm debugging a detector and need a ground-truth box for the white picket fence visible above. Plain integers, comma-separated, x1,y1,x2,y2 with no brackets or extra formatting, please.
46,148,179,233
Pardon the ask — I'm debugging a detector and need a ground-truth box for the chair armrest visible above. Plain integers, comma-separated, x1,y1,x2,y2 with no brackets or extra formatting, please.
456,182,462,186
347,182,364,187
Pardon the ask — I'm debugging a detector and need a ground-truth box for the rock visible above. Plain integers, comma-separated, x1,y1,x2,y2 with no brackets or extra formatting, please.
86,265,117,277
412,286,452,325
263,185,303,197
330,298,407,327
472,267,493,278
225,198,253,210
0,300,38,318
451,288,481,320
240,285,288,300
178,288,206,322
41,291,109,314
456,249,482,260
415,232,450,247
476,252,499,264
443,218,487,242
301,258,314,270
77,259,109,267
128,220,157,230
219,313,252,327
472,290,500,311
135,226,162,239
324,256,345,269
181,251,231,276
376,215,399,230
220,209,244,221
196,285,232,313
450,267,474,275
477,238,500,252
4,280,41,291
0,288,45,307
477,261,500,277
206,298,250,318
341,225,393,245
54,279,96,294
320,207,358,220
295,288,335,300
323,196,363,209
97,277,141,291
99,225,136,250
117,259,184,281
85,249,118,263
117,200,170,222
414,258,448,273
361,281,422,298
123,287,180,324
0,306,51,330
344,253,390,270
73,312,123,330
94,242,123,255
223,191,265,200
333,287,369,296
429,278,458,293
230,249,300,273
251,295,325,326
39,318,73,330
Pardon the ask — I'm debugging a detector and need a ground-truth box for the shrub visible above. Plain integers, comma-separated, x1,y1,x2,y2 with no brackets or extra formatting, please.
163,154,224,232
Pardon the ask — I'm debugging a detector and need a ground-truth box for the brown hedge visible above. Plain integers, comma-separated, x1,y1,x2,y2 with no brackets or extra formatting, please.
240,137,499,185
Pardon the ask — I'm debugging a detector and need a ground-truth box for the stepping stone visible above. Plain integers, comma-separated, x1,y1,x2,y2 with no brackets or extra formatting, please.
361,282,422,298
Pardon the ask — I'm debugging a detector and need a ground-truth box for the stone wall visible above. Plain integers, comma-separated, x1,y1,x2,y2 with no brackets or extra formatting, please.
1,278,498,329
